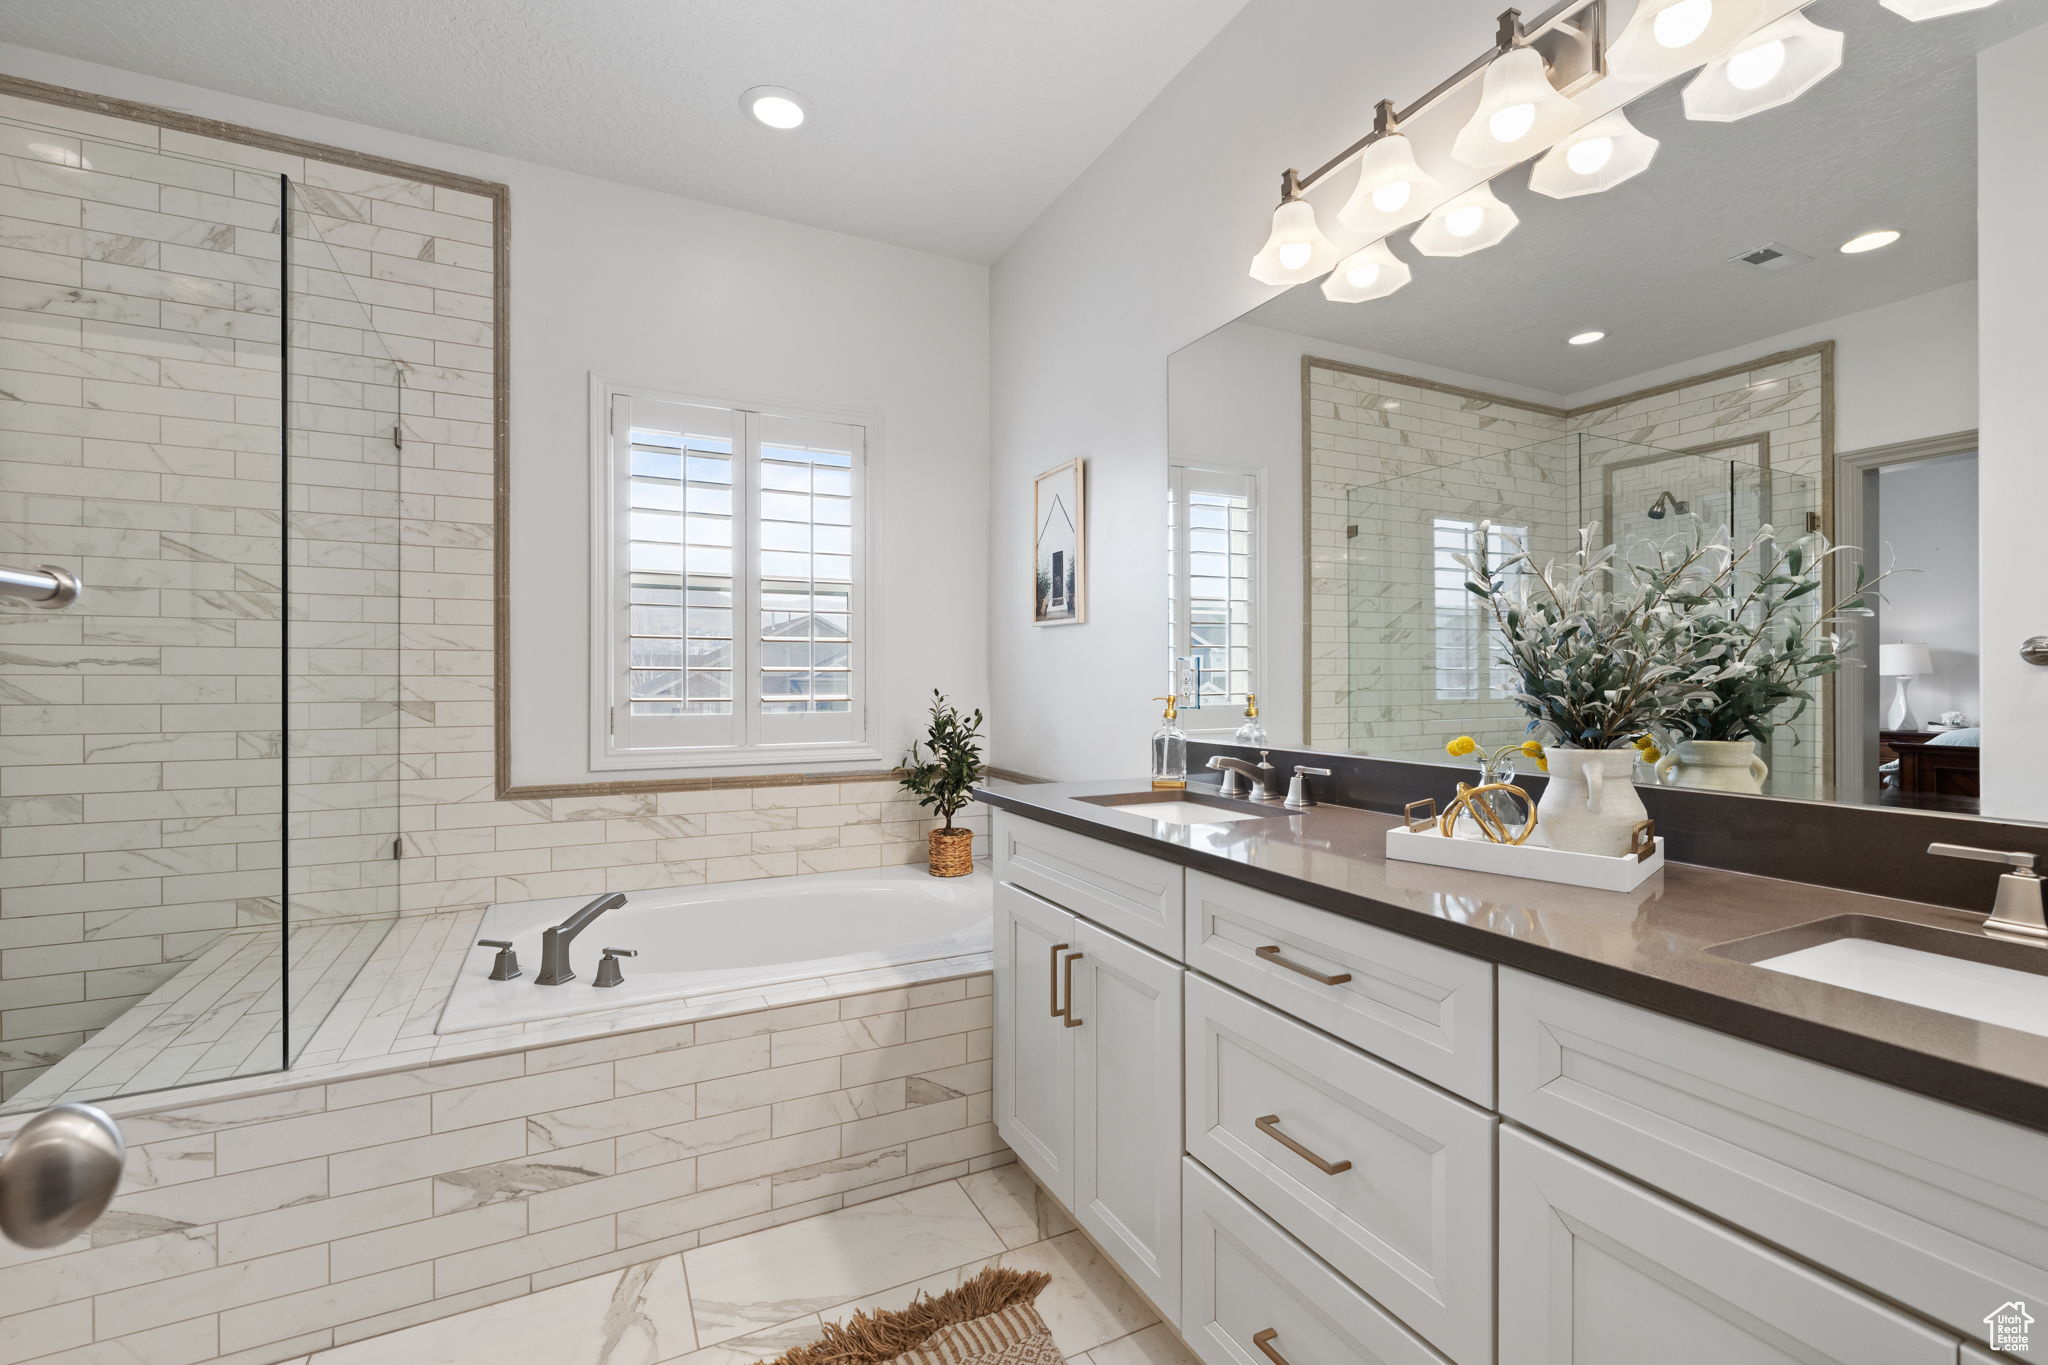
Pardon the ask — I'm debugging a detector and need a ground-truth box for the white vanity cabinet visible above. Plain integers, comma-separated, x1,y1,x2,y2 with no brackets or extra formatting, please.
1498,1129,1955,1365
992,818,1185,1321
992,808,2026,1364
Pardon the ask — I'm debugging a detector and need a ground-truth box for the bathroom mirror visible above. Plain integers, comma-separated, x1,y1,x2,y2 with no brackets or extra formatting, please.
1169,0,2045,819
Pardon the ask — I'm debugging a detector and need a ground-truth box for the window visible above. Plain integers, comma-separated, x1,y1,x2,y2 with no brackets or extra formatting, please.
1167,466,1258,715
1433,517,1525,702
597,386,869,768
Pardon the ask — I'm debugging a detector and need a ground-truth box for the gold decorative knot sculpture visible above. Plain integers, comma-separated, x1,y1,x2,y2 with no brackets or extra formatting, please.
1439,781,1538,845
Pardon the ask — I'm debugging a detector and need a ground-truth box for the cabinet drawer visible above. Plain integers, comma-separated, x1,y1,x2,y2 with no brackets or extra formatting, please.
1182,1159,1448,1365
1185,870,1494,1104
1500,1128,1956,1365
1185,975,1494,1365
994,810,1184,957
1500,968,2048,1347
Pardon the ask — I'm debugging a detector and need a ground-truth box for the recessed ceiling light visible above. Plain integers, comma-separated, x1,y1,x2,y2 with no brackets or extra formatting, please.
1568,330,1607,345
741,86,807,131
1840,228,1903,254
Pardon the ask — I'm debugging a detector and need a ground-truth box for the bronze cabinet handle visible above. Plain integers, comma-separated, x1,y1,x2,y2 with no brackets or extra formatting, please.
1049,943,1070,1019
1062,952,1084,1028
1251,1328,1290,1364
1255,945,1352,986
1255,1114,1352,1174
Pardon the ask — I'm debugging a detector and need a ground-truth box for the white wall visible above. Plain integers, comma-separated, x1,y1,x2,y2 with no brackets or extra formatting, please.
989,0,1504,782
0,44,993,792
1878,454,1980,724
1979,25,2048,821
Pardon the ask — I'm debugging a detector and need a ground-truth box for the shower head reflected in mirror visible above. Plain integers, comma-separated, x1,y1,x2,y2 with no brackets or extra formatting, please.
1646,491,1691,520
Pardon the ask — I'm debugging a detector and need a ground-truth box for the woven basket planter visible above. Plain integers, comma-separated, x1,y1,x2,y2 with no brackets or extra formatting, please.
928,828,974,878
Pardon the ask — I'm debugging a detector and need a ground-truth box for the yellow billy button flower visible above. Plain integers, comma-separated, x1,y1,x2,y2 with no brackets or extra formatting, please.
1535,754,1549,772
1640,746,1662,764
1445,735,1479,758
1519,739,1543,758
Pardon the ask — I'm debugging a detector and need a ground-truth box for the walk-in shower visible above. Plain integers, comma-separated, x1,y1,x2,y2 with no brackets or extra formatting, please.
0,113,403,1111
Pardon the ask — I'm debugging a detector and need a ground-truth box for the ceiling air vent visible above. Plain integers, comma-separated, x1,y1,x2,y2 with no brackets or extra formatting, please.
1729,241,1814,272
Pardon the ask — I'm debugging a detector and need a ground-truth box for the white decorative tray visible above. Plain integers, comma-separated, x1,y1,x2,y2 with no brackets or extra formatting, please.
1384,824,1664,892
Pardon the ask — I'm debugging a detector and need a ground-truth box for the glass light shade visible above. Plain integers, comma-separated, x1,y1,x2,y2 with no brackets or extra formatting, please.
1608,0,1769,82
1248,198,1339,285
1529,109,1660,198
1336,134,1442,233
1880,0,2001,16
1683,13,1843,122
1450,47,1582,170
1321,241,1413,303
1410,184,1519,257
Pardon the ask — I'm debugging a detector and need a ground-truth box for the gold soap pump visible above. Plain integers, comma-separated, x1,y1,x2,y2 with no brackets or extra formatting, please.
1151,695,1188,791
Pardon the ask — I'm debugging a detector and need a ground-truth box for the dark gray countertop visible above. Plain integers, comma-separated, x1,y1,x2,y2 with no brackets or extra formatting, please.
976,777,2048,1134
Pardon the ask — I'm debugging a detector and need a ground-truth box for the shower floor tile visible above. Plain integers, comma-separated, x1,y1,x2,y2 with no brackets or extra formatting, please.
10,919,392,1109
293,1167,1192,1365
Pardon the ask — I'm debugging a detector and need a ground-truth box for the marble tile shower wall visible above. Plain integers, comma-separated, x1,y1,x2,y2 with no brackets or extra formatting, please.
0,87,976,1101
1309,353,1826,781
0,973,1005,1365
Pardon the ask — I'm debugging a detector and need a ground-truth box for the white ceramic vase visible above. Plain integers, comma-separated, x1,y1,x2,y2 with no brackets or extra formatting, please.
1536,747,1648,857
1655,739,1768,794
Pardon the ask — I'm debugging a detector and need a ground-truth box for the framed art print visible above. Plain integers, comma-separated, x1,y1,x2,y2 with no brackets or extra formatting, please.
1032,459,1085,626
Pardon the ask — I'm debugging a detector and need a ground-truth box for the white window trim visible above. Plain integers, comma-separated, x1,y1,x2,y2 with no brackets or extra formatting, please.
1168,461,1264,737
587,375,885,776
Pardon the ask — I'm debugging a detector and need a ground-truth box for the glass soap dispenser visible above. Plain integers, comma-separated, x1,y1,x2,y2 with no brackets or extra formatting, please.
1151,696,1187,790
1234,693,1268,747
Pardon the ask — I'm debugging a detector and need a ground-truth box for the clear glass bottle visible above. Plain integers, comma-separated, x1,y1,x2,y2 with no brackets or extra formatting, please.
1151,696,1188,790
1233,693,1268,747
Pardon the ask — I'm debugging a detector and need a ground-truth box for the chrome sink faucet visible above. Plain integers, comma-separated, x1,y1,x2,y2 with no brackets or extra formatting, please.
1930,843,2047,939
534,893,627,985
1208,751,1279,801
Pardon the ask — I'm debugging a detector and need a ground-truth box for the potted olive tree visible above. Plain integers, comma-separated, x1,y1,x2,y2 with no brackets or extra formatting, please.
901,691,987,877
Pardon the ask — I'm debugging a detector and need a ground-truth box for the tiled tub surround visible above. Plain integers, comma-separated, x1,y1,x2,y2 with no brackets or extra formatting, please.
0,920,1004,1365
1308,350,1828,789
0,81,985,1103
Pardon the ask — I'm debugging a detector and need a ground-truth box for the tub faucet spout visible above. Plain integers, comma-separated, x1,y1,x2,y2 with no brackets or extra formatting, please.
535,893,627,985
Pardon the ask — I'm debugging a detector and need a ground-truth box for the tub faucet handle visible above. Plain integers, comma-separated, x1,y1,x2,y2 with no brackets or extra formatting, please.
593,947,637,989
475,939,521,982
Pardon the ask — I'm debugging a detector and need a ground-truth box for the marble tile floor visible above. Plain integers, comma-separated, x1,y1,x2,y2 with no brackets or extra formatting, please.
276,1166,1198,1365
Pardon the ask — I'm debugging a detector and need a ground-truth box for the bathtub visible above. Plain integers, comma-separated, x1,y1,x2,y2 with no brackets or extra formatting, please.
437,863,992,1033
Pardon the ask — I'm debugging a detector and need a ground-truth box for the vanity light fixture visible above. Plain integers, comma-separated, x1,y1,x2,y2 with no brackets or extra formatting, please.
1452,31,1584,170
1840,228,1904,253
1337,101,1443,234
1321,240,1413,303
1529,108,1659,198
1683,13,1844,122
1249,171,1340,285
1567,330,1607,344
1880,0,2002,17
1607,0,1767,82
1411,183,1520,257
741,86,808,130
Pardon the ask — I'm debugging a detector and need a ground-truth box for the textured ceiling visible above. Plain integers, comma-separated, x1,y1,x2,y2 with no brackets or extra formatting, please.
1233,0,2046,397
0,0,1250,262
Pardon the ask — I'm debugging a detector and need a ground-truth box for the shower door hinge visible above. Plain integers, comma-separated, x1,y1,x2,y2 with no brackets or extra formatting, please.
391,836,403,860
1806,512,1822,534
391,424,403,451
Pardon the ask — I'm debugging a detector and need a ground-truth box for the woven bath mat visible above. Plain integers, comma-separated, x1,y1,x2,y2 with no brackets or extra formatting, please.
759,1266,1059,1365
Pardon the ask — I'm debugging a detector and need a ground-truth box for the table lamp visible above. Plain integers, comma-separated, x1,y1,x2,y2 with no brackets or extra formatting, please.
1879,642,1934,731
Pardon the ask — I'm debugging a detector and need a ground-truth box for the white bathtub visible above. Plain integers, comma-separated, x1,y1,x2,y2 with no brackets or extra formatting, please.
437,863,992,1034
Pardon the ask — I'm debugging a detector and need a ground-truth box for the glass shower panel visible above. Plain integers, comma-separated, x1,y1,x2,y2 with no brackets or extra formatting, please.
0,118,290,1110
1340,432,1821,792
279,180,401,1063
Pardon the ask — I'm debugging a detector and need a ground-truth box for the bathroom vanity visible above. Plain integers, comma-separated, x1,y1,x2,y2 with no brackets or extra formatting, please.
982,781,2048,1365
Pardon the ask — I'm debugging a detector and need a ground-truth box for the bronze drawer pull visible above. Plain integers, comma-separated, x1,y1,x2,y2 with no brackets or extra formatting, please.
1255,945,1352,986
1251,1328,1291,1364
1255,1114,1352,1174
1062,952,1084,1028
1049,943,1070,1019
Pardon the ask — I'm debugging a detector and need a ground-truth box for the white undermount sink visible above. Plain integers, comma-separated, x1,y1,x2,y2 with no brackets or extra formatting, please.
1719,916,2048,1039
1101,800,1271,826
